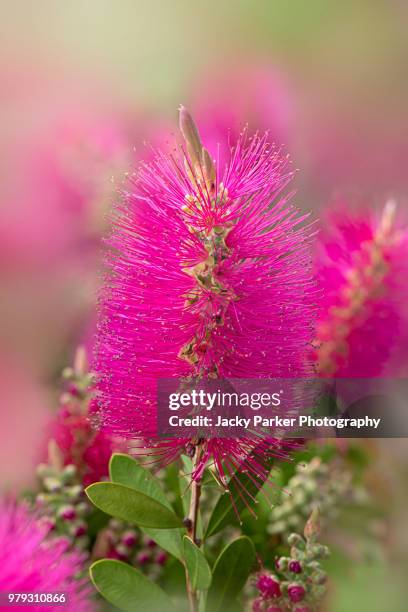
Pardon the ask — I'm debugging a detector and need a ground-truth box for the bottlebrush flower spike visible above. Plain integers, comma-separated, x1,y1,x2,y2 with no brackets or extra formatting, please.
94,107,316,495
312,201,408,376
0,501,92,610
44,347,118,486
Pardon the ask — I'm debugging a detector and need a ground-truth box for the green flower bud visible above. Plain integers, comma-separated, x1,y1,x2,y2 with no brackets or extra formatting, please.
287,533,304,547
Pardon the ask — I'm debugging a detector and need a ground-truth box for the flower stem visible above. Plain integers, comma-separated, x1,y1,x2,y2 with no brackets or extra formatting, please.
185,443,204,612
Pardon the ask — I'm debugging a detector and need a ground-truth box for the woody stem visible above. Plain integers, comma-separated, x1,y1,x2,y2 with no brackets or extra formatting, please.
185,443,204,612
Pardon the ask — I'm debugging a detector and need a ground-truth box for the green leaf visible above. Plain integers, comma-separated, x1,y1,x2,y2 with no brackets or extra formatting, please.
205,449,274,538
109,454,183,559
109,454,170,507
85,482,183,529
90,559,177,612
206,537,255,612
183,536,212,590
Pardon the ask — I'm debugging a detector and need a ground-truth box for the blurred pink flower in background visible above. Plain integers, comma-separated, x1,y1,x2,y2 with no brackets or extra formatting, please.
0,58,133,374
0,501,92,610
312,201,408,377
299,99,408,200
0,356,50,494
190,61,294,166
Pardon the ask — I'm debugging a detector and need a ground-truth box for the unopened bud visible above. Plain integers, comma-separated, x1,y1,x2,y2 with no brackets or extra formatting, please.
62,464,77,481
122,530,138,547
71,521,87,537
66,485,82,501
275,556,288,572
288,560,302,574
309,544,329,560
287,583,306,604
155,550,167,566
59,505,76,521
201,147,216,189
43,477,61,493
287,533,304,548
179,106,203,166
304,507,320,540
136,549,151,565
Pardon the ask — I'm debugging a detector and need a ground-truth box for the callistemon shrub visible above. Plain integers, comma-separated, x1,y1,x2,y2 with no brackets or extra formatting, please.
94,107,317,484
313,201,408,377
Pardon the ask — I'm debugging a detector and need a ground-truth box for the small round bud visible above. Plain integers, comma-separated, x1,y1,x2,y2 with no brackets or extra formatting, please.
142,535,156,548
43,477,61,493
122,530,138,547
287,583,306,603
109,519,124,531
287,533,304,547
309,544,329,560
115,543,131,560
62,464,77,480
275,557,288,572
155,551,167,566
289,560,302,574
108,549,122,560
66,485,82,500
136,550,151,565
58,505,76,521
71,521,87,537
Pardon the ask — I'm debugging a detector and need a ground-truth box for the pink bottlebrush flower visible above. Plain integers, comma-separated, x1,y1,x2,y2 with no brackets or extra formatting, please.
190,61,293,167
301,100,408,198
0,501,92,611
312,201,408,376
94,107,316,492
44,348,118,486
47,407,114,486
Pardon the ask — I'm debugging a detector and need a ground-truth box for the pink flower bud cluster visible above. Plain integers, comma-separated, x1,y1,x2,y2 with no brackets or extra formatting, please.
252,515,328,611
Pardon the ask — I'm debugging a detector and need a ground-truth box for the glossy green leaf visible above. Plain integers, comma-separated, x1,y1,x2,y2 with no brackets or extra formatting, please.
109,454,169,506
205,450,274,538
183,536,212,590
90,559,176,612
85,482,182,529
109,454,183,559
206,537,255,612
